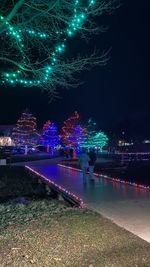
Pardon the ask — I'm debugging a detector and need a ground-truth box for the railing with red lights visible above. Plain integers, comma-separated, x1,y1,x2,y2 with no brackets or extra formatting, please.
25,165,84,208
116,152,150,155
58,164,150,191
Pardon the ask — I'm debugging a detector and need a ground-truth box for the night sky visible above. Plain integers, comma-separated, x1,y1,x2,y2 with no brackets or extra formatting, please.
0,0,150,137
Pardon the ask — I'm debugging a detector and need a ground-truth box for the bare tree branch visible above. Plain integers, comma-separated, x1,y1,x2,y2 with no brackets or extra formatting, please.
0,0,119,98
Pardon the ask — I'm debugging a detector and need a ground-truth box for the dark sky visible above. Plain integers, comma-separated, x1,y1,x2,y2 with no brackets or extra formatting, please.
0,0,150,136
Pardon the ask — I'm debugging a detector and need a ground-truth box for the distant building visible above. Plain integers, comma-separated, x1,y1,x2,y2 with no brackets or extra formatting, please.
0,137,14,146
0,125,15,146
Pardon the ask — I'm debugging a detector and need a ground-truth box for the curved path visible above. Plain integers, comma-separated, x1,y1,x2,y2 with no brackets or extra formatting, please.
25,158,150,243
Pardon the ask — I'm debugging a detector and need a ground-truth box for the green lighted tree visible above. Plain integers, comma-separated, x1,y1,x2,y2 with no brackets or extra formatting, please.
83,118,97,148
84,130,108,151
83,118,108,150
0,0,119,98
91,131,109,151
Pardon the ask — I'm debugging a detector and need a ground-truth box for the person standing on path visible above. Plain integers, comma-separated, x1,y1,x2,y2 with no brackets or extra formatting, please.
65,148,69,159
88,148,97,180
78,148,90,183
69,148,74,159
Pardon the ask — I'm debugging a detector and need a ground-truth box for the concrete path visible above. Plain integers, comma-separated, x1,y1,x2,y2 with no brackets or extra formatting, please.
25,159,150,243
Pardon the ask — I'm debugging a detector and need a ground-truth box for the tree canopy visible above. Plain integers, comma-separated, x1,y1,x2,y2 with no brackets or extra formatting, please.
0,0,119,97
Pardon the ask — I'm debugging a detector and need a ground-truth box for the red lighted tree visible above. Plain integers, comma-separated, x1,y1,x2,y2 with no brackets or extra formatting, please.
61,111,80,146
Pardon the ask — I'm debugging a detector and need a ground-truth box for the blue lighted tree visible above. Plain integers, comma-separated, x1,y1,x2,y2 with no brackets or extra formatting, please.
41,121,60,154
68,124,87,150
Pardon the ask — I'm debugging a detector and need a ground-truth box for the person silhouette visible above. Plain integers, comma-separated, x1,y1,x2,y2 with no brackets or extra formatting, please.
78,148,90,183
88,148,97,180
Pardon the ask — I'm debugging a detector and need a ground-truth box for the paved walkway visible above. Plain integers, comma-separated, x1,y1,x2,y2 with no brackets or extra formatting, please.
25,159,150,243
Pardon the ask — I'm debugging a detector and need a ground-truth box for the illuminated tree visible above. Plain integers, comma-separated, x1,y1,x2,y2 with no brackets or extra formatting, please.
82,118,108,150
61,111,80,146
91,131,109,151
12,109,37,145
83,118,97,148
40,120,60,152
0,0,119,97
68,124,87,149
84,130,108,151
86,118,97,134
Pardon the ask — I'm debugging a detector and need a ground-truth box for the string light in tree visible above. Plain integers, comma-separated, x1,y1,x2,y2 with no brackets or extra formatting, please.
12,109,37,146
83,118,97,148
68,124,87,150
40,120,60,153
84,129,108,151
91,131,109,151
61,111,80,146
1,0,97,86
0,15,24,48
25,29,49,39
82,118,108,150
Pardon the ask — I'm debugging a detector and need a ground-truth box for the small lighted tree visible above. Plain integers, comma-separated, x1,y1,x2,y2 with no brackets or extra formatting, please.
83,118,97,148
41,120,60,153
12,109,37,145
61,111,80,146
91,131,109,151
68,124,87,150
83,118,108,151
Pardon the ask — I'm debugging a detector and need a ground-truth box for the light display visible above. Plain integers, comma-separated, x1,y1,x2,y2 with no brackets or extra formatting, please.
58,164,150,191
40,120,60,153
12,110,37,145
83,130,108,150
68,124,87,149
91,131,109,151
61,111,80,146
1,0,97,87
26,165,84,207
82,118,97,148
82,118,108,150
116,152,150,162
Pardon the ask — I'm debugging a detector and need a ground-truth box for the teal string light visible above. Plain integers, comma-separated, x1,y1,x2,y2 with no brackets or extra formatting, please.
66,12,86,37
25,29,49,39
1,0,96,86
89,0,96,6
0,15,24,49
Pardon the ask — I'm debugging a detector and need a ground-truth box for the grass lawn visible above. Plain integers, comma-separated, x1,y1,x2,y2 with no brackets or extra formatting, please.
0,200,150,267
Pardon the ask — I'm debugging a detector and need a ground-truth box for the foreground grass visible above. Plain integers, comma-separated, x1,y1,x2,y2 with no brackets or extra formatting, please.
0,200,150,267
